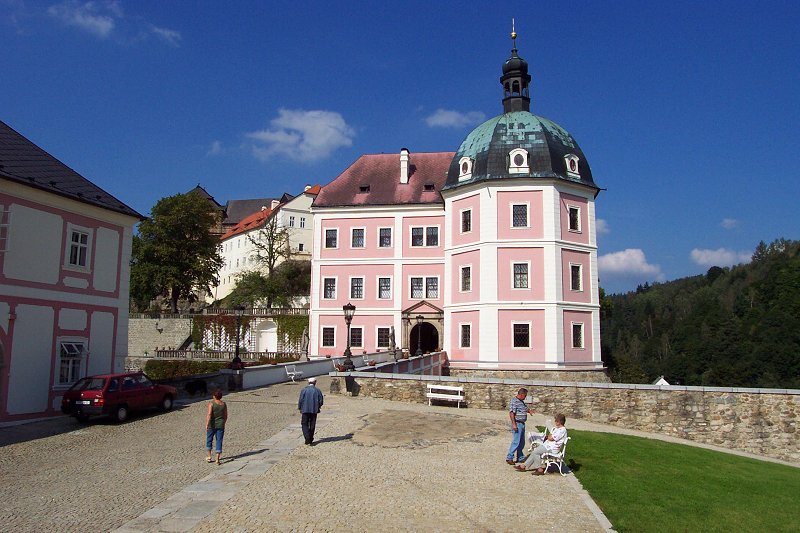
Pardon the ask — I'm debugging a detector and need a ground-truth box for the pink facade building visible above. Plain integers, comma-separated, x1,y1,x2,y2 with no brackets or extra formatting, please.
309,37,603,373
0,121,141,422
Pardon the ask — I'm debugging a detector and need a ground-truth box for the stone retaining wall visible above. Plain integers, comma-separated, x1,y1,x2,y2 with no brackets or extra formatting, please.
128,318,192,364
448,368,610,383
329,374,799,463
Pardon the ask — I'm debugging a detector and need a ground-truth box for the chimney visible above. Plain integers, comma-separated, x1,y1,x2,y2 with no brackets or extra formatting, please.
304,184,311,191
400,148,410,184
271,199,279,209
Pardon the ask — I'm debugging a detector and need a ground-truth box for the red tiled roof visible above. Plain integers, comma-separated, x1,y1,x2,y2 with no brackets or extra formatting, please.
304,184,321,195
313,152,455,208
221,207,273,240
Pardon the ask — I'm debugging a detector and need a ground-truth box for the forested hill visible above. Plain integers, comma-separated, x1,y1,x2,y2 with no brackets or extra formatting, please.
601,239,800,388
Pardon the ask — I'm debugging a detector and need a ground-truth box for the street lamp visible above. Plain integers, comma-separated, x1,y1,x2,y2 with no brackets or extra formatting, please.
342,303,356,371
415,314,424,357
233,305,245,365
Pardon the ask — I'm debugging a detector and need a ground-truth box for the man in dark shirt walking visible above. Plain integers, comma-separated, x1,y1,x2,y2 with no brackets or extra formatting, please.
298,377,324,445
506,387,534,464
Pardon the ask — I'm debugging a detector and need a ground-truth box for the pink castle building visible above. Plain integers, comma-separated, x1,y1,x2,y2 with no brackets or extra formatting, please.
309,36,602,375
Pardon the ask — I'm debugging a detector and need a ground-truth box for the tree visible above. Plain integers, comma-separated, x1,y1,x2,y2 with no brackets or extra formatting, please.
248,215,292,278
131,193,224,313
226,271,270,308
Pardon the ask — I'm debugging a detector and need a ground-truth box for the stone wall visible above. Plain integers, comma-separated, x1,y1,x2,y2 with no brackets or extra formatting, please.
448,368,610,383
329,374,800,463
127,318,192,368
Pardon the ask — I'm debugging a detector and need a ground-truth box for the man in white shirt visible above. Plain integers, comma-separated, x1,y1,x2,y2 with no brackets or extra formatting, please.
515,413,567,475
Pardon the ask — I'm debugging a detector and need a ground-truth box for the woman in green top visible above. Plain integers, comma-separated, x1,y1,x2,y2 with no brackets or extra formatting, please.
205,389,228,465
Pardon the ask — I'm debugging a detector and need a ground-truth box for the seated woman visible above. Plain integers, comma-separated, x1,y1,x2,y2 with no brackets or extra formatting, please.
515,413,567,475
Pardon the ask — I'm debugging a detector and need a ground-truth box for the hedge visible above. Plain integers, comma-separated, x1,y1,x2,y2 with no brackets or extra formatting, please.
144,360,229,380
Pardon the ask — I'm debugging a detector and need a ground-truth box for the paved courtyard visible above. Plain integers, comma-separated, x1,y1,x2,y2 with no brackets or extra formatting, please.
2,377,610,532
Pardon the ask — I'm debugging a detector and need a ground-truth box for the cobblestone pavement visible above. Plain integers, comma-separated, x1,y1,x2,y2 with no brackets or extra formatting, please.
2,378,609,532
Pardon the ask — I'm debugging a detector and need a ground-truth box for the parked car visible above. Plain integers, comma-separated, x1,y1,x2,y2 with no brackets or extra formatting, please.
61,372,177,423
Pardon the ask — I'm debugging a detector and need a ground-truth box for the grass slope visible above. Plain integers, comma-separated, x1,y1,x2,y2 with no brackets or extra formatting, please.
566,430,800,532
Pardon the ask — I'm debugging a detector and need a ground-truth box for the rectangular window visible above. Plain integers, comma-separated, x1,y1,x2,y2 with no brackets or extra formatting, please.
58,341,84,385
300,217,306,228
68,229,89,268
513,263,529,289
572,323,584,349
325,229,338,248
570,264,582,291
426,277,438,299
513,323,530,348
411,227,424,247
298,243,305,252
568,206,581,232
461,266,471,292
512,204,528,228
323,278,336,299
411,277,424,299
322,327,335,347
351,228,365,248
379,228,392,247
350,327,363,348
289,216,295,227
461,210,472,233
378,277,391,299
460,324,471,348
377,327,391,348
350,277,364,299
425,226,439,246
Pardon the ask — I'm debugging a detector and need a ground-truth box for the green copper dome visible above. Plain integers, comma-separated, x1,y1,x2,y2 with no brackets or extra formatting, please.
443,111,596,191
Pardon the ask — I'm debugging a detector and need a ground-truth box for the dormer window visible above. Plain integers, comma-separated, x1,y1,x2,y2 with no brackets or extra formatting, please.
458,156,473,181
424,183,435,192
359,185,370,193
565,154,580,178
508,148,529,174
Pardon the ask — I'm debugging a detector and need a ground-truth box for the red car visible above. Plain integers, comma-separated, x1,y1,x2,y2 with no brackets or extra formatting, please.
61,372,177,423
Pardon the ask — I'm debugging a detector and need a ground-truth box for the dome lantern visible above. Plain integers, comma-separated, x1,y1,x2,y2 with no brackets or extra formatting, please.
500,20,531,113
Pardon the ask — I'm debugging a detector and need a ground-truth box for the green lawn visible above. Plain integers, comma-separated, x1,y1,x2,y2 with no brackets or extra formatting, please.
561,429,800,533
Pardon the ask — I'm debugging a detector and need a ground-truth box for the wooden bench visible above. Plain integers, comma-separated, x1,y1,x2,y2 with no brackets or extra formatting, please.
426,384,465,408
285,364,304,382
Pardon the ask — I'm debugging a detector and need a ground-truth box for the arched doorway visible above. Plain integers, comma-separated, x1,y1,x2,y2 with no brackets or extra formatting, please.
410,322,439,355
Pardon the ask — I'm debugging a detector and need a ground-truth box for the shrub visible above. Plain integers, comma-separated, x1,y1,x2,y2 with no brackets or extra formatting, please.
144,359,229,380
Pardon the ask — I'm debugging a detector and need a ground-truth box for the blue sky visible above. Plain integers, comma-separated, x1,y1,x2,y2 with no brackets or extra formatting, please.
2,1,798,294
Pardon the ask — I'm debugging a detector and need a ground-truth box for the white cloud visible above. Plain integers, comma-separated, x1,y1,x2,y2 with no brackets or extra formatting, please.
206,140,222,156
150,24,181,46
424,109,486,128
690,248,752,267
48,1,115,38
246,109,355,162
599,249,663,277
596,218,610,234
720,218,739,229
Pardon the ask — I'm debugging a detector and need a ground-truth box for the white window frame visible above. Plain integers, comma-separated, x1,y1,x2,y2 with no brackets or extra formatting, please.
509,148,530,174
459,323,471,348
378,227,392,248
409,276,424,299
65,224,92,271
460,265,472,293
299,217,306,228
571,322,585,349
410,225,440,247
567,205,582,233
512,261,530,289
57,338,86,386
321,326,336,348
458,156,473,181
376,327,391,349
349,326,364,348
460,208,472,234
511,203,529,229
425,276,439,299
377,276,392,299
351,227,366,248
570,263,583,292
322,277,337,300
565,153,581,178
289,215,295,227
324,228,338,249
511,322,531,349
349,276,364,300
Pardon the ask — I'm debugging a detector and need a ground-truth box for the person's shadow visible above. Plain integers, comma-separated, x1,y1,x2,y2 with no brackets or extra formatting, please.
312,433,354,445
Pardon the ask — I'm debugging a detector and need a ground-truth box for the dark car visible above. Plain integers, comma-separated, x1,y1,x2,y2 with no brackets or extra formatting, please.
61,372,177,423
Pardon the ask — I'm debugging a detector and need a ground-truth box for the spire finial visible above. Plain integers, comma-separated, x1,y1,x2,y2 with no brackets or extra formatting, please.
511,18,518,54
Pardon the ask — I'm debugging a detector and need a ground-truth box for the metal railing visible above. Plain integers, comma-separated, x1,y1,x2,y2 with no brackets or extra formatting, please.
150,350,296,361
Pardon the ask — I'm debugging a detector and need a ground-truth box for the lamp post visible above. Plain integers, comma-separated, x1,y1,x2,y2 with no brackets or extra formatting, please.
342,303,356,371
415,314,424,357
233,305,245,365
